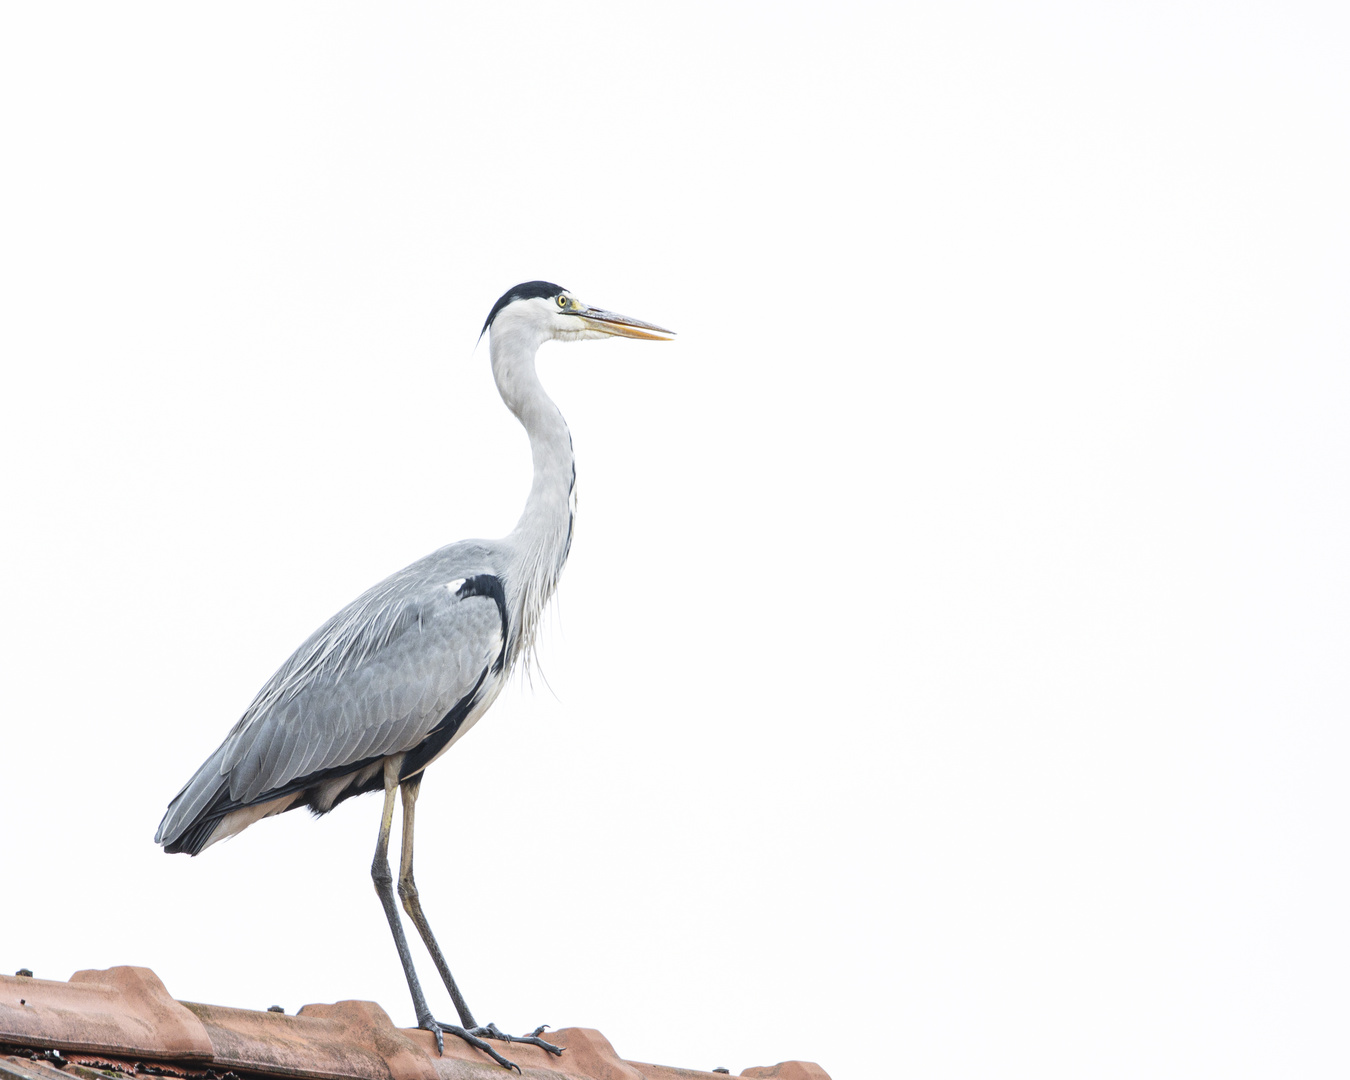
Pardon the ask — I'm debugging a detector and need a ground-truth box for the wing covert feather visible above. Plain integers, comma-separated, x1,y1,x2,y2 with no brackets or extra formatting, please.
222,580,503,805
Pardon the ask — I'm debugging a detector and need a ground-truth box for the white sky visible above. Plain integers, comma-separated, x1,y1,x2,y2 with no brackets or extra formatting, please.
1,3,1347,1078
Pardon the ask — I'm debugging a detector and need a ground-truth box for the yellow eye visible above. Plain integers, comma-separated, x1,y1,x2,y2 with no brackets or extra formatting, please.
556,295,568,308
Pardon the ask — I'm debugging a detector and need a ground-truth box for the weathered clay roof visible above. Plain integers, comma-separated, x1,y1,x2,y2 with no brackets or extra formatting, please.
0,968,828,1080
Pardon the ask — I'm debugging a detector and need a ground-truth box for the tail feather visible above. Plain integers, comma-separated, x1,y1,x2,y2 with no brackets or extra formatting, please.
157,745,389,856
161,786,231,855
155,744,231,854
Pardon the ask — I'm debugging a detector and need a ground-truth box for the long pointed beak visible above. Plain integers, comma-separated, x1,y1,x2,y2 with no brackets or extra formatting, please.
575,305,676,341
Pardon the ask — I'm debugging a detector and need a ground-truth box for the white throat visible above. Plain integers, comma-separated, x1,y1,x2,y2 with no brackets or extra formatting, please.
489,316,576,673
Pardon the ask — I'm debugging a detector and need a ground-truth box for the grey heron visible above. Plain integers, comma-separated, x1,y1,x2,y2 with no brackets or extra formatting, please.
154,281,674,1071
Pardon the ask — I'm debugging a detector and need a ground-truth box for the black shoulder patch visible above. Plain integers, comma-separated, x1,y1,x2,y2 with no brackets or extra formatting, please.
457,574,509,674
481,280,567,336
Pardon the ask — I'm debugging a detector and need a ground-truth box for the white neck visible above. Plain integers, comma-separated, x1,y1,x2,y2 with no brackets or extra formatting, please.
490,322,576,671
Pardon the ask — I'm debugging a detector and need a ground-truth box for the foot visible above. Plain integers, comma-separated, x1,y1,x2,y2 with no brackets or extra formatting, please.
419,1015,522,1072
470,1022,565,1057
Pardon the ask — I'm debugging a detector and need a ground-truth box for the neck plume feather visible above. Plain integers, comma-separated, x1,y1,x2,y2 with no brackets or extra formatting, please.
490,328,576,674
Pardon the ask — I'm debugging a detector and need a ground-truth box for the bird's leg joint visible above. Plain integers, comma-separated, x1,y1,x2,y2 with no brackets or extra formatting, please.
396,876,418,907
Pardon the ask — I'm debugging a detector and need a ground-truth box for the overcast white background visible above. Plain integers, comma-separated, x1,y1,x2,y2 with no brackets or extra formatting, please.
2,4,1347,1078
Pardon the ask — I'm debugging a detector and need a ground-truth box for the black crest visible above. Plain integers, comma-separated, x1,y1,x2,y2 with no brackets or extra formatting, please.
481,280,567,336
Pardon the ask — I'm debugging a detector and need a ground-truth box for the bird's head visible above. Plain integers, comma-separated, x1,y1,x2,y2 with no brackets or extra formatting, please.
481,280,675,347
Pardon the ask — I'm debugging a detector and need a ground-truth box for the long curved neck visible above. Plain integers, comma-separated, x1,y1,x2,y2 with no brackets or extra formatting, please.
490,327,575,668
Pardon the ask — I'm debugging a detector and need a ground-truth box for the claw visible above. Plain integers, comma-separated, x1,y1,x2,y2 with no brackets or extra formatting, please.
421,1017,520,1071
470,1022,563,1057
418,1017,445,1056
521,1035,564,1057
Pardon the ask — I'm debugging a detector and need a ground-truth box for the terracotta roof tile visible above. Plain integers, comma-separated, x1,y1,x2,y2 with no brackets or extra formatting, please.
0,968,828,1080
0,969,211,1061
179,1000,431,1080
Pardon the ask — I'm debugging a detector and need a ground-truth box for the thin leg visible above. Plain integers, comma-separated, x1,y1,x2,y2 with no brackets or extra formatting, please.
372,760,519,1071
371,761,437,1036
397,776,478,1028
397,777,563,1058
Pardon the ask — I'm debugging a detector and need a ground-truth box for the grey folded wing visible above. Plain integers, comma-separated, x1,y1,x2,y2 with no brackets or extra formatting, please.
155,573,503,849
